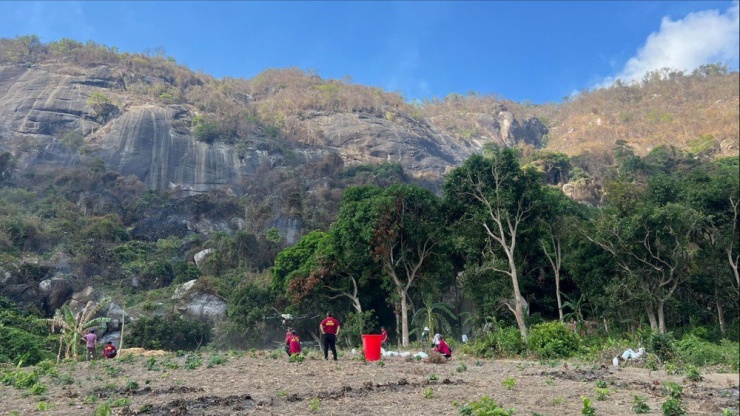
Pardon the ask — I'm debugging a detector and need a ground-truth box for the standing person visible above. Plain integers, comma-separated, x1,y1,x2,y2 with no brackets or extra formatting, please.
83,329,98,361
380,326,389,349
103,341,117,359
319,312,341,361
421,327,430,343
433,336,452,359
288,330,301,357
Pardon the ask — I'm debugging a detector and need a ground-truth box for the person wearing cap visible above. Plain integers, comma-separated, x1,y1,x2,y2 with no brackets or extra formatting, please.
319,312,341,361
83,329,98,361
288,330,301,357
421,327,430,343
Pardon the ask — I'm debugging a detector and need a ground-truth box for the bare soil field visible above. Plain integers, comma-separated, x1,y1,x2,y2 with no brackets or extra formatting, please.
1,349,738,415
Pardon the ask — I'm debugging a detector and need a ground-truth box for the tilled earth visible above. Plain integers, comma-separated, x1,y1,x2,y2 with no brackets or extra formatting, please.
1,349,738,415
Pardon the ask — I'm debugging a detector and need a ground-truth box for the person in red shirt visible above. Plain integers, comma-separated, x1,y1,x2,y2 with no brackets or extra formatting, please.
380,326,389,348
319,312,341,360
434,336,452,359
284,328,293,357
288,330,301,356
103,341,117,359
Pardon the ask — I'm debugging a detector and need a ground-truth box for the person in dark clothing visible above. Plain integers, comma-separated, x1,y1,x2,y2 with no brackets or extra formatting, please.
319,312,341,360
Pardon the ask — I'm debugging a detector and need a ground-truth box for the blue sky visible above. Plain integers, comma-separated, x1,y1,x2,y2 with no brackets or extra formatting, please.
1,1,738,104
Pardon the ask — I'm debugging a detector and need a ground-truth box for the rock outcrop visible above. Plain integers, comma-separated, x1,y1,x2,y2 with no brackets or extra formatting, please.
0,63,545,196
172,279,227,323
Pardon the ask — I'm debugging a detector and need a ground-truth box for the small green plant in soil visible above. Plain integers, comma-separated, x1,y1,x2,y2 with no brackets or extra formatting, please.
457,363,468,373
208,353,227,367
109,397,132,407
429,373,438,381
595,387,610,401
184,354,202,370
36,401,55,411
545,376,555,386
685,365,702,382
94,403,111,416
29,382,47,395
145,356,159,371
502,377,516,390
126,379,139,391
276,390,288,398
458,396,514,416
632,395,651,413
553,396,565,405
662,382,686,416
595,380,607,388
582,396,596,416
309,397,320,412
424,387,434,399
289,353,305,363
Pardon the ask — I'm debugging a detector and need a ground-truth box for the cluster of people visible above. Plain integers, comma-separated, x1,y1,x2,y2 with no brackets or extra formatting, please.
83,328,117,360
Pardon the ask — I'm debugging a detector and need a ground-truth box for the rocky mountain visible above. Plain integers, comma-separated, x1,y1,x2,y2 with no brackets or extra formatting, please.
0,61,545,195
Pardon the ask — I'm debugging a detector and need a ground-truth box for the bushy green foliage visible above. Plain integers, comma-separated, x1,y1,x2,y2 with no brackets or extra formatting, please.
0,326,52,365
462,326,525,358
528,321,581,359
675,335,739,371
127,315,212,351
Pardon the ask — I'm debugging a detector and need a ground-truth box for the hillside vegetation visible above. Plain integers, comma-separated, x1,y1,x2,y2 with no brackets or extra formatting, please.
0,36,737,377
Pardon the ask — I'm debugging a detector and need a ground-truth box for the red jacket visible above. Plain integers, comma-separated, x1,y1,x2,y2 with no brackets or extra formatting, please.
320,317,341,335
381,329,388,343
288,335,301,355
103,344,117,358
434,339,451,356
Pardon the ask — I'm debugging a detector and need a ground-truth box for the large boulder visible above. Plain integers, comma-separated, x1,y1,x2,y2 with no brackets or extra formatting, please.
193,249,216,270
172,279,227,323
38,277,74,315
68,286,96,314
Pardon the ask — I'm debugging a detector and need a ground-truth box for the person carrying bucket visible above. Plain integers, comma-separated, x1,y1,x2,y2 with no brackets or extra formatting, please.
319,312,341,361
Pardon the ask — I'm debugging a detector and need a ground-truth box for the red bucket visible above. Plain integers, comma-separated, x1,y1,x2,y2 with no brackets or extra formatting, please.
361,334,383,361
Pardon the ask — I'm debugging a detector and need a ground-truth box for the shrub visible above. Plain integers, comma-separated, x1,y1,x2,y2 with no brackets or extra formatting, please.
646,331,676,362
528,321,580,359
0,326,52,366
462,326,525,358
675,335,739,371
127,315,212,351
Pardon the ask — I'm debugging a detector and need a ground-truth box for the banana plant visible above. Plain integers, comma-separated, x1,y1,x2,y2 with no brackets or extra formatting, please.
411,295,456,341
48,300,111,362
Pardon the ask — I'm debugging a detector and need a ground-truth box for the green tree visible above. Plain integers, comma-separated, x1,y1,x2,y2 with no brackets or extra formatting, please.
444,148,545,340
588,176,702,333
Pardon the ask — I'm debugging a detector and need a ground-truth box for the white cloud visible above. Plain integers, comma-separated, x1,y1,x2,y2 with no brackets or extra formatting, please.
600,1,739,87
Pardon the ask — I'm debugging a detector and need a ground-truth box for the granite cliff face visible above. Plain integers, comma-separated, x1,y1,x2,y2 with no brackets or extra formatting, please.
0,63,545,195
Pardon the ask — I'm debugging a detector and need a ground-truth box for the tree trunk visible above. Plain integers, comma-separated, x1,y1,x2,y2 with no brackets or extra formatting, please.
657,300,666,334
716,288,726,337
645,304,658,332
510,256,528,340
400,288,410,347
555,271,563,322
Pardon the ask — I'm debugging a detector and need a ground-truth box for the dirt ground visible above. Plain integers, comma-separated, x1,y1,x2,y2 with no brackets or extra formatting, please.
1,348,738,415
